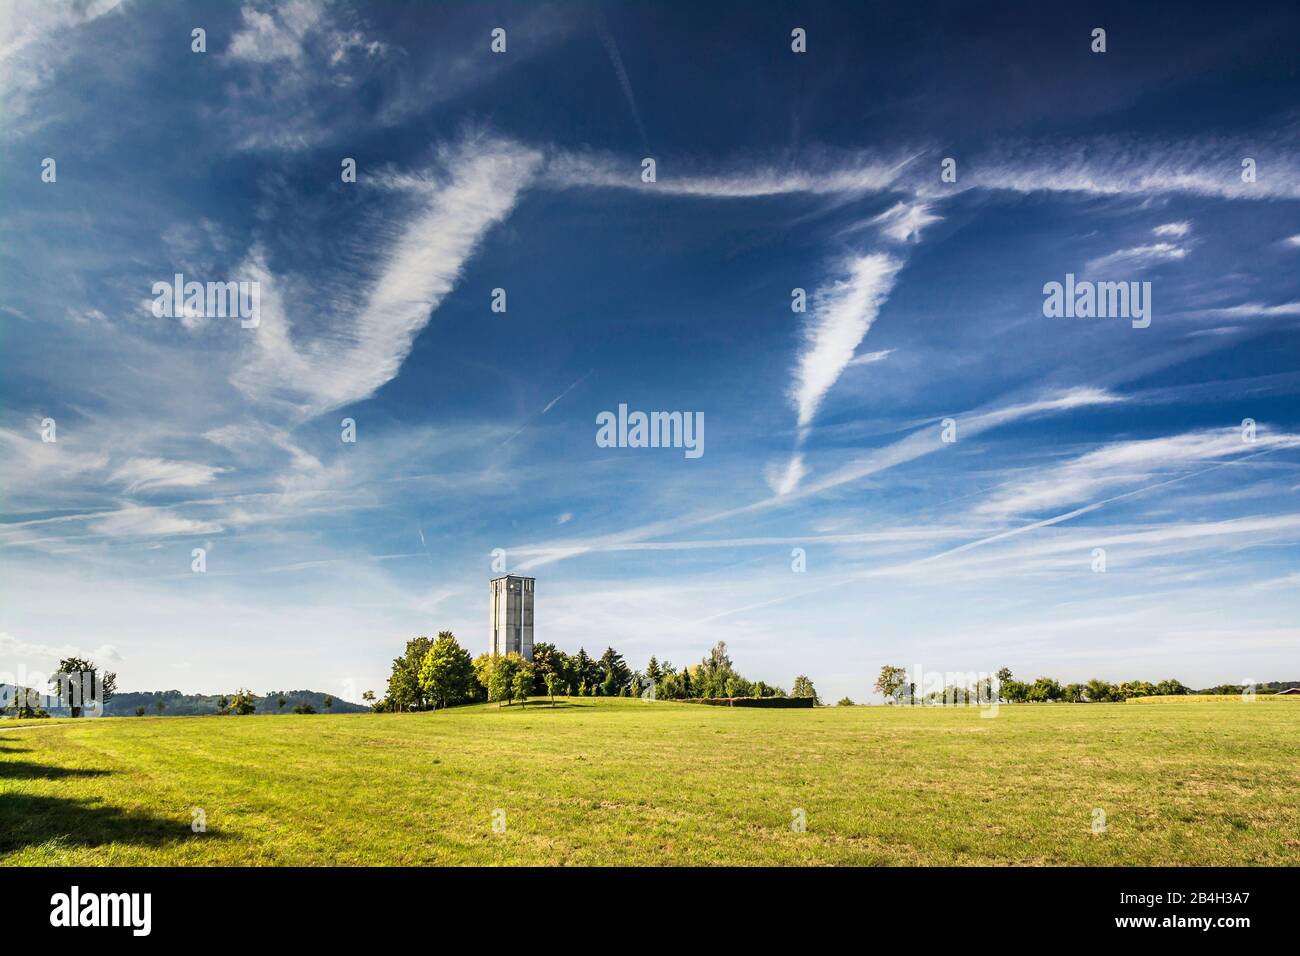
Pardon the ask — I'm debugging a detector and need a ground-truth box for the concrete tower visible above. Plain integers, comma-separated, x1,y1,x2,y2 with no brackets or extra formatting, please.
489,575,534,660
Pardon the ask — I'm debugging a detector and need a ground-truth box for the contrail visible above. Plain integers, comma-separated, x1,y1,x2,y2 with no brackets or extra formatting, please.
541,370,590,414
597,20,649,152
692,448,1287,624
500,371,592,447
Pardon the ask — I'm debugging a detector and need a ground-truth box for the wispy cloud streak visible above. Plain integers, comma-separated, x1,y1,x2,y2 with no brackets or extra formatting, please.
233,137,542,418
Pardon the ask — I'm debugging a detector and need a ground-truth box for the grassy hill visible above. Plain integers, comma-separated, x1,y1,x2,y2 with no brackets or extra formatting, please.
2,697,1297,865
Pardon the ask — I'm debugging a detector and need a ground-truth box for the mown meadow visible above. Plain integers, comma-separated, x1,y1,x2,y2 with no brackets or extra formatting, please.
2,697,1296,865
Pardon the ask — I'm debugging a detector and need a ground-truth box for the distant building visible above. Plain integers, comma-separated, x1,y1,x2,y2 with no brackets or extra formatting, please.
1275,687,1300,695
489,575,534,661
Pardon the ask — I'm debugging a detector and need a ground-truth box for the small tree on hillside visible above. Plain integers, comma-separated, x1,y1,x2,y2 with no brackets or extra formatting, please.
1001,680,1030,703
531,642,570,697
386,636,436,712
874,665,908,702
599,647,630,695
697,642,737,698
135,706,146,717
513,661,535,707
791,675,819,705
488,653,521,707
572,648,592,695
323,695,334,711
229,688,257,715
418,632,478,710
1028,677,1063,702
472,654,495,700
50,656,116,717
995,667,1013,701
155,699,166,715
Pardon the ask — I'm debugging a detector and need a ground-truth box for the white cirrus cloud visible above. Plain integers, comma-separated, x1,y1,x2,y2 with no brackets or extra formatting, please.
543,149,914,198
0,0,124,128
514,386,1125,573
232,136,542,418
227,0,388,66
869,202,941,243
110,457,225,494
765,453,808,497
846,348,894,367
769,253,903,495
975,427,1300,520
945,138,1300,201
790,253,903,429
1085,241,1188,275
87,505,224,538
219,0,390,151
1152,221,1191,238
1187,301,1300,319
227,1,324,63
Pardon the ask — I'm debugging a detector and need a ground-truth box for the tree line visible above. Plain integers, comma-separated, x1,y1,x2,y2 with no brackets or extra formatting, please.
872,665,1194,704
376,634,821,711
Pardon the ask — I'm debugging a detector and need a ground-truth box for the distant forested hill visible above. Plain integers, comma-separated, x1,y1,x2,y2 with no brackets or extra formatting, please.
101,689,368,716
1191,681,1300,695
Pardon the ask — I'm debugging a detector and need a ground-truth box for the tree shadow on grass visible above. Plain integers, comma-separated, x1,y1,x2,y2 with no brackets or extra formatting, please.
0,793,217,853
0,760,111,781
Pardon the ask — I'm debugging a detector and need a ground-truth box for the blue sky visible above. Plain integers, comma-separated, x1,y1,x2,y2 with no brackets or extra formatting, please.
1,0,1298,703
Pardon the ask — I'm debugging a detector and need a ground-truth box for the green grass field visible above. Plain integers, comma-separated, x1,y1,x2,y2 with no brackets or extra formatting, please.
2,698,1297,866
1125,693,1298,703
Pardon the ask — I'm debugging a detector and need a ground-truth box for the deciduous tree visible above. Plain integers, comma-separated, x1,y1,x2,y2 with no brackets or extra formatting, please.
418,632,478,710
386,636,435,712
513,660,535,706
874,665,908,701
50,656,116,717
228,688,257,715
488,653,522,706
